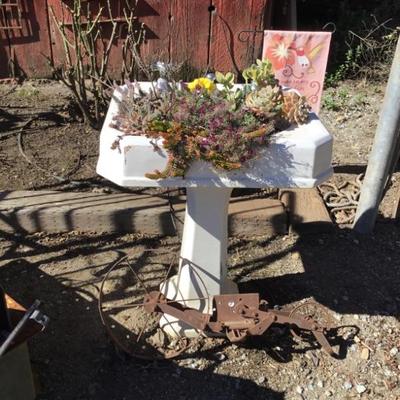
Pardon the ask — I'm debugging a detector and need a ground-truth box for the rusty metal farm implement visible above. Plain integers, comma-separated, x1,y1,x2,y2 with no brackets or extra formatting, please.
98,250,338,360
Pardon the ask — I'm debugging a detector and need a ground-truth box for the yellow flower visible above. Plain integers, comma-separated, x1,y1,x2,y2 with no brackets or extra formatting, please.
187,77,215,93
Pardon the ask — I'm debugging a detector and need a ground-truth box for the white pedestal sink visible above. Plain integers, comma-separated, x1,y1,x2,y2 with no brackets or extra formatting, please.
97,82,333,336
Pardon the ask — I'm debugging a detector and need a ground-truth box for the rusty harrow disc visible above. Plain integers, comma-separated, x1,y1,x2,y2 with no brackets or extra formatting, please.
98,249,208,360
98,250,199,360
289,301,335,346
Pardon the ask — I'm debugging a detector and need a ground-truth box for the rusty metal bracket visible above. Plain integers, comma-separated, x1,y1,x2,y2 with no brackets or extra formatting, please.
142,291,338,357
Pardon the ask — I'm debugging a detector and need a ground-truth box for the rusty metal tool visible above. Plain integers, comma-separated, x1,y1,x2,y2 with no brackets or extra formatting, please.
98,254,338,360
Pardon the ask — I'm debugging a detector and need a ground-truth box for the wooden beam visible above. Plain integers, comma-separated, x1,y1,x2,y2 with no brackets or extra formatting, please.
208,0,270,73
0,191,287,237
279,188,333,233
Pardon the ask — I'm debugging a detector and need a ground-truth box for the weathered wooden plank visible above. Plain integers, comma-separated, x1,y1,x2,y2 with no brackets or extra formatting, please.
279,188,333,233
138,0,171,66
169,0,210,72
49,0,164,79
392,186,400,219
0,191,287,237
47,0,71,68
0,28,11,78
209,0,270,73
7,0,53,77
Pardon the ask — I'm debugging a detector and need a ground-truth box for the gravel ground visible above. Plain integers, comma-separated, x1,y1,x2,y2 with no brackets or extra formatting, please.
0,226,399,400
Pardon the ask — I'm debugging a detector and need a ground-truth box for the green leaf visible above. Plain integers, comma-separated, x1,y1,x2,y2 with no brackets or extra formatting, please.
215,71,225,83
226,72,234,84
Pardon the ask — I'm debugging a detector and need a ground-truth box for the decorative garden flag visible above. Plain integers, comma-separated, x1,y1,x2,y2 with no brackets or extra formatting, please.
262,31,332,113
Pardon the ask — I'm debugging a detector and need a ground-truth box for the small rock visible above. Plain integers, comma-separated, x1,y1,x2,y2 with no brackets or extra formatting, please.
389,347,398,357
216,352,226,361
92,187,110,194
257,376,265,384
317,380,324,388
384,368,393,377
360,347,370,360
334,313,342,321
355,384,367,394
325,390,333,397
291,252,301,261
296,386,303,394
343,381,353,390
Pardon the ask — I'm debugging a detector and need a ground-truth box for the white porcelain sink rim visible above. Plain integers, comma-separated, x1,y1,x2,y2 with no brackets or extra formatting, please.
97,82,333,188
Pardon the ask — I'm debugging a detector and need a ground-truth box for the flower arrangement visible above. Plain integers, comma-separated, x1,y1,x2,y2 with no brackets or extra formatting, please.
110,60,311,179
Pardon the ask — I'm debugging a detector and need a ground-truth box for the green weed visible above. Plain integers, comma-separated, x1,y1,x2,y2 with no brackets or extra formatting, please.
16,85,40,98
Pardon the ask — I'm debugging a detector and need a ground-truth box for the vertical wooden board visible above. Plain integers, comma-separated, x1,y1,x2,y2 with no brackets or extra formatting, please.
209,0,270,73
105,0,146,79
7,0,53,77
169,0,210,72
48,0,123,77
137,0,171,65
47,0,71,68
0,26,11,78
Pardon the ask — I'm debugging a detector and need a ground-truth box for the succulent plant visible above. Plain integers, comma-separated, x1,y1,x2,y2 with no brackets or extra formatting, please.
281,91,311,125
110,62,313,179
245,84,284,120
242,59,277,87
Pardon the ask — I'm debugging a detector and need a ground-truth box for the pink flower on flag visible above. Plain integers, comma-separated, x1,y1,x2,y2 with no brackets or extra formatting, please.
265,34,296,71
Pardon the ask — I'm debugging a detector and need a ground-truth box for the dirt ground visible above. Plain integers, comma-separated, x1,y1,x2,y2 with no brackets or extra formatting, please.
0,80,399,400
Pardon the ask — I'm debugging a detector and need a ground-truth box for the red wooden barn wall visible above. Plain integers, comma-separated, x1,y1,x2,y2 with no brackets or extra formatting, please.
0,0,272,79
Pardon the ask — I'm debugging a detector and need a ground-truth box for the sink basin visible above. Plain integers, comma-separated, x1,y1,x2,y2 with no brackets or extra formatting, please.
97,83,333,189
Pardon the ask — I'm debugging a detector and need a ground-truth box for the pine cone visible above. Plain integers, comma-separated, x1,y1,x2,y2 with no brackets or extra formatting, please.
281,92,311,125
245,85,283,119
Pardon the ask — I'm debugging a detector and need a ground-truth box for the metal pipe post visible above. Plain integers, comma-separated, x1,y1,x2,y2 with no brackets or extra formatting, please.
353,37,400,233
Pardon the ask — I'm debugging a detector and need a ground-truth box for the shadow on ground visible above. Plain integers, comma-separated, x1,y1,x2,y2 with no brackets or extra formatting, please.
0,233,284,400
0,219,399,399
238,223,400,319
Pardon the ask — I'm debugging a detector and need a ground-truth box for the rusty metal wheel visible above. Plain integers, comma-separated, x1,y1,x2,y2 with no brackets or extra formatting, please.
98,249,209,360
289,301,335,343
